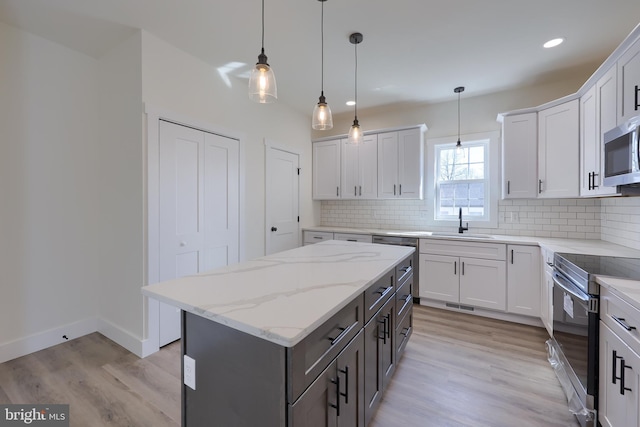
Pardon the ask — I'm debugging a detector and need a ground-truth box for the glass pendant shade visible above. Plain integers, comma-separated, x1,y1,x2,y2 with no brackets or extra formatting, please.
249,50,277,103
312,93,333,130
347,118,363,144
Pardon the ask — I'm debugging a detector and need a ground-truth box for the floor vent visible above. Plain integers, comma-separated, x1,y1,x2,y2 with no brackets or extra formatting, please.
445,303,475,312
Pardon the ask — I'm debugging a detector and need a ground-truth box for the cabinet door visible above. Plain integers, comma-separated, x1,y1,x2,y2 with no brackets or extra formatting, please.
341,139,360,199
418,253,459,303
313,139,341,200
618,40,640,124
459,257,506,311
397,128,424,199
540,249,554,337
289,360,338,427
597,66,621,196
377,132,399,199
336,331,365,427
599,323,640,427
363,297,395,425
537,99,580,198
358,135,379,199
580,85,599,196
506,245,541,316
502,113,538,198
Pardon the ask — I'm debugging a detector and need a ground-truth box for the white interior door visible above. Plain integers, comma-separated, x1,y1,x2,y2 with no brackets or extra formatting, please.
158,120,239,346
266,146,299,255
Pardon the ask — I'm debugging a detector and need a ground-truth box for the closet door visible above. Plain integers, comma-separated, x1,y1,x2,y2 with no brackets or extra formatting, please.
157,120,239,346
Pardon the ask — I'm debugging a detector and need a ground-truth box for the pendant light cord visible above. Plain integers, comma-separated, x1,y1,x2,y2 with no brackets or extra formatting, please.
457,90,460,141
354,41,358,120
261,0,265,50
321,1,324,93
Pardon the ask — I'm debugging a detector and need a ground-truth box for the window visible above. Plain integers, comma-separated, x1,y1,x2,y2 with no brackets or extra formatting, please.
435,142,488,220
425,131,499,228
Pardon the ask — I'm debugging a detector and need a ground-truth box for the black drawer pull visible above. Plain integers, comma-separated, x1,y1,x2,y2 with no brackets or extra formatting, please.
400,327,411,337
346,239,357,242
613,350,622,385
328,323,355,346
313,236,323,239
339,366,349,404
374,286,393,299
330,376,340,416
612,316,637,331
621,359,633,395
635,85,639,111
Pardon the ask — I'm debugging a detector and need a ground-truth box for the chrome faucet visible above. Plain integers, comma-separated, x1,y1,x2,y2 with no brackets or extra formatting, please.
458,208,468,234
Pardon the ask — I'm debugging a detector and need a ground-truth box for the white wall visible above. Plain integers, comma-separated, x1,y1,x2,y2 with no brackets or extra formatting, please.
140,31,318,261
0,22,100,361
95,32,145,349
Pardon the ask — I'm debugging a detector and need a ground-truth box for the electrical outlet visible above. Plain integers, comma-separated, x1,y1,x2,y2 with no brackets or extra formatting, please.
511,212,519,222
184,355,196,390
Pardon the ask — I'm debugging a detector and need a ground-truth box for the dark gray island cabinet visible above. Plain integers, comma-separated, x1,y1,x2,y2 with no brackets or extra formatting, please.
142,241,414,427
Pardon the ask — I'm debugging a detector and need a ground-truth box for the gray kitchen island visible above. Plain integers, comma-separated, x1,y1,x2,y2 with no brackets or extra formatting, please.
142,240,415,426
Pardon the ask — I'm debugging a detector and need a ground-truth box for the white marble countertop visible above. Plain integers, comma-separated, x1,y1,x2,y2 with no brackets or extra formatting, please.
598,276,640,311
142,241,414,348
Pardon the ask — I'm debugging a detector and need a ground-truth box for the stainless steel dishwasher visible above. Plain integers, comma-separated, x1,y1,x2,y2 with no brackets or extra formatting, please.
372,235,419,302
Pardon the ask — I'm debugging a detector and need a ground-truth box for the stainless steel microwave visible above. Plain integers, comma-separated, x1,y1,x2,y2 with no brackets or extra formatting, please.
603,117,640,187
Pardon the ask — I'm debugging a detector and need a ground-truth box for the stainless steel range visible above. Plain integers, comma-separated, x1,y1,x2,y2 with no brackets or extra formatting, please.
550,252,640,427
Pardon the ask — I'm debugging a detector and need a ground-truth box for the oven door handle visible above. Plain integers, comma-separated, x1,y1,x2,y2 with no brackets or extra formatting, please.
552,272,589,303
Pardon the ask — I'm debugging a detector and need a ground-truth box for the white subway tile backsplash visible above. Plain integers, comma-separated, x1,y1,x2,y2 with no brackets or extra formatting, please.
320,197,639,250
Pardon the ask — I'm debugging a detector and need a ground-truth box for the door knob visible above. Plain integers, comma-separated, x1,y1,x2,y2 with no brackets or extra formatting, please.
271,227,277,232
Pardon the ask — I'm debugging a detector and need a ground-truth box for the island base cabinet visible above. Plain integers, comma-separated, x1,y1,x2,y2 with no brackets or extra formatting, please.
290,331,365,427
182,311,287,427
364,296,395,425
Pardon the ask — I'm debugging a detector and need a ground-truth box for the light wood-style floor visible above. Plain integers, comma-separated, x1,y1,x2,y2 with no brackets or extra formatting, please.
0,306,580,427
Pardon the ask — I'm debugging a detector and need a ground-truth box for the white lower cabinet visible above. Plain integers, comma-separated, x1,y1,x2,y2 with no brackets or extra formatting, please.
599,286,640,427
419,240,507,311
506,245,541,316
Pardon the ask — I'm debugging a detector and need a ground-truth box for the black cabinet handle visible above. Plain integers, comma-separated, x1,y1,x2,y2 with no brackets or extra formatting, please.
511,249,514,264
336,187,339,197
612,316,637,331
354,186,357,196
454,261,457,275
621,359,633,395
461,262,465,276
330,376,341,416
339,366,349,404
393,184,396,196
328,324,355,346
613,350,622,385
359,186,362,196
635,85,639,111
539,179,543,194
588,172,592,191
507,180,510,195
399,184,402,195
271,227,277,232
400,327,411,337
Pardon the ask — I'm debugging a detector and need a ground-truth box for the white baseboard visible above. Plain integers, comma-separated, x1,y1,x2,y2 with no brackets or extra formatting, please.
0,317,98,364
418,299,545,328
97,317,145,358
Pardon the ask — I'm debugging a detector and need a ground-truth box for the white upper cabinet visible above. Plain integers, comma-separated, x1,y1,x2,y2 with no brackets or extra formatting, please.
596,67,621,196
341,134,378,199
377,128,424,199
617,39,640,124
312,139,341,200
502,112,538,199
537,99,580,198
580,85,599,196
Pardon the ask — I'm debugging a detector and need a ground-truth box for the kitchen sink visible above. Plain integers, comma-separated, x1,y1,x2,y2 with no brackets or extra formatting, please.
429,232,495,239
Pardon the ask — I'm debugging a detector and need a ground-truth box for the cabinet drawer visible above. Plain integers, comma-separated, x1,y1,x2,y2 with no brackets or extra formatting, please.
288,295,363,402
334,232,372,243
395,308,412,359
395,275,413,321
601,286,640,356
303,231,334,244
364,271,395,323
420,239,506,261
395,253,414,286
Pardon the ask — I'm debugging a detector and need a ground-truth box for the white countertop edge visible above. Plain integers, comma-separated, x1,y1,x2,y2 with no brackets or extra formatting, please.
597,275,640,312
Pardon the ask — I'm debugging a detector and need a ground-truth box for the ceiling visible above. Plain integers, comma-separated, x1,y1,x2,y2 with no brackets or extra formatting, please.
2,0,640,116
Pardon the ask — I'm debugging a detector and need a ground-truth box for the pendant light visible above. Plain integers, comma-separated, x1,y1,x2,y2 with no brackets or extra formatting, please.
312,0,333,130
347,32,364,144
454,86,465,153
248,0,277,103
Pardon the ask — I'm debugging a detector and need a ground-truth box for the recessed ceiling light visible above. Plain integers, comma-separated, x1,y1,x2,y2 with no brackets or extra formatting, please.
543,38,564,48
346,100,356,106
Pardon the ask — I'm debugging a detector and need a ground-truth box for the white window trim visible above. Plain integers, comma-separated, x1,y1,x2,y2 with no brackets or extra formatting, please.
424,131,501,229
